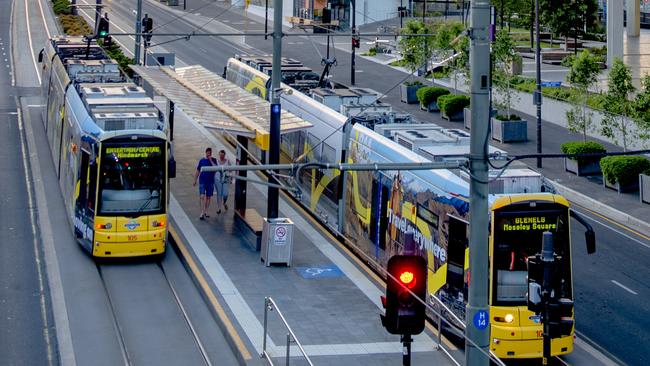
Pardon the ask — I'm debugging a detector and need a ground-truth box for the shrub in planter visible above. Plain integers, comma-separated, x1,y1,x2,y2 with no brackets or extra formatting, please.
438,94,470,121
600,155,650,192
416,86,450,112
561,141,606,176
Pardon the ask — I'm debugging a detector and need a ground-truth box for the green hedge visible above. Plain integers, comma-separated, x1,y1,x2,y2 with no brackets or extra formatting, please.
416,86,449,106
561,141,606,164
438,94,470,116
600,156,650,185
403,79,423,87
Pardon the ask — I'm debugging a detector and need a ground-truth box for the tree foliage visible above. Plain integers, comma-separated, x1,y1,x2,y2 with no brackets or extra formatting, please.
565,50,601,141
540,0,598,39
398,20,435,74
492,30,521,118
601,59,636,151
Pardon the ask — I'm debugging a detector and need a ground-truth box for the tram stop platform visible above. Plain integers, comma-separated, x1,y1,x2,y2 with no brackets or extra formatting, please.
167,110,459,366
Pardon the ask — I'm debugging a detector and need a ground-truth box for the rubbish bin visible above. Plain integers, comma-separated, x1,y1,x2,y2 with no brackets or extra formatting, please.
261,218,294,266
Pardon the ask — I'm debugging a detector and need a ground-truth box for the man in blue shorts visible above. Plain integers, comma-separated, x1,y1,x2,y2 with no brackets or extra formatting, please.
193,147,217,220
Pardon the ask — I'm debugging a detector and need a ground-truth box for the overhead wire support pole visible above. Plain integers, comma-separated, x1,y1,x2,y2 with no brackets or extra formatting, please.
466,0,491,364
535,0,543,168
351,0,356,85
134,0,143,65
268,0,283,219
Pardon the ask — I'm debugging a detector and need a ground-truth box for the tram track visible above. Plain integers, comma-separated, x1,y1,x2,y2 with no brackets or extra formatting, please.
94,253,213,366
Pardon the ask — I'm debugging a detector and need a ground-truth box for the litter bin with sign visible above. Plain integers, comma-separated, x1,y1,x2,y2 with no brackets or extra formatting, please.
261,218,294,266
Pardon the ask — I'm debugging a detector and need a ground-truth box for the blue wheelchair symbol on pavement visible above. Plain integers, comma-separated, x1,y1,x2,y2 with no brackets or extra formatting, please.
296,265,343,279
473,310,489,330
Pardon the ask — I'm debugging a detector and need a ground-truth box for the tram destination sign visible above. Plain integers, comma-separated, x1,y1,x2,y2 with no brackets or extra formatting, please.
106,146,161,159
497,215,558,232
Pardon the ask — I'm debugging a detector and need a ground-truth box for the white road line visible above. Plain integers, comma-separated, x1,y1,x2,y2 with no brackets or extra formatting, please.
36,0,51,38
25,0,42,84
27,104,45,107
611,280,638,295
573,208,650,250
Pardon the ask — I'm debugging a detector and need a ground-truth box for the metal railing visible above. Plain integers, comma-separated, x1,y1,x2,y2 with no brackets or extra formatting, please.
261,297,314,366
429,294,507,366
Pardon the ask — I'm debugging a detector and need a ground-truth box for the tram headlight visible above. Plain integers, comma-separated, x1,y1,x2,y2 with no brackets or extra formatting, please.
504,314,514,323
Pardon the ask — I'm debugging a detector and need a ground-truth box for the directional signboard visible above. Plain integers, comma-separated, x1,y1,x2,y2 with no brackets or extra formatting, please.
541,81,562,87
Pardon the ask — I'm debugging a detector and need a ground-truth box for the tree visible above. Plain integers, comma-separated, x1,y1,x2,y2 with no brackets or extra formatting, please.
540,0,598,54
432,21,465,91
398,20,435,76
633,74,650,148
601,59,636,151
565,50,601,141
492,30,521,118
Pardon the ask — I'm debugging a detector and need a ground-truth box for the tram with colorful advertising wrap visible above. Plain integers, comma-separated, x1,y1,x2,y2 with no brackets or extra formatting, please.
39,36,174,257
224,57,596,359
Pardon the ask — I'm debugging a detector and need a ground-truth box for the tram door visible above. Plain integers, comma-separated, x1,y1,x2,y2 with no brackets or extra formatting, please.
74,150,97,247
369,173,390,260
447,215,468,301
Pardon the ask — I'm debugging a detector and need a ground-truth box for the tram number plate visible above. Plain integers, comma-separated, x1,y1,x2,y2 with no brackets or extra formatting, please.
537,330,543,338
127,235,138,241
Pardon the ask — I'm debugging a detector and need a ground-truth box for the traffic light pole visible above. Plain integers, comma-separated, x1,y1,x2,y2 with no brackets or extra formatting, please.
466,0,491,364
267,0,282,219
401,334,412,366
134,0,143,65
541,232,555,364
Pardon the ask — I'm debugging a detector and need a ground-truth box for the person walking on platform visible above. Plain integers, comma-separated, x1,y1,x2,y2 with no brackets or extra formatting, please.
193,147,217,220
215,149,232,215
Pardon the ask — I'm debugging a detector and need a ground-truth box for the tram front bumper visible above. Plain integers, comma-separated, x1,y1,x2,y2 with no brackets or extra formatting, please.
92,239,165,257
490,335,573,359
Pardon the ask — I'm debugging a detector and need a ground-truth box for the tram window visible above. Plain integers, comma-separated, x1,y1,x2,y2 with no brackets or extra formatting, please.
87,159,97,213
77,151,89,211
447,216,468,291
98,142,165,216
417,204,439,229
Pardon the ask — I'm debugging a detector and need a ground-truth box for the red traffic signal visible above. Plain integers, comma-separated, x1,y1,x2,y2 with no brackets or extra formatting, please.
352,35,361,48
380,255,427,335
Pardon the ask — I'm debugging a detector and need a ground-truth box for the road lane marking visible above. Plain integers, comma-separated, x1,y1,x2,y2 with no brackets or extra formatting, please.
36,0,51,38
572,203,650,241
572,207,650,249
611,280,638,295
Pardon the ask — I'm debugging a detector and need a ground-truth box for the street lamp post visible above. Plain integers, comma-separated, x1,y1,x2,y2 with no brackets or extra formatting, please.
535,0,543,168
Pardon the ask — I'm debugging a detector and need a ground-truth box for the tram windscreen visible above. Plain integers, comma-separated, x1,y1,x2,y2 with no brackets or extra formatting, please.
98,142,165,216
491,206,571,305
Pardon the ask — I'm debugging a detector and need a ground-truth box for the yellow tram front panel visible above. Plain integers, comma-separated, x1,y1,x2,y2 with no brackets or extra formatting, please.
92,214,167,257
490,306,574,359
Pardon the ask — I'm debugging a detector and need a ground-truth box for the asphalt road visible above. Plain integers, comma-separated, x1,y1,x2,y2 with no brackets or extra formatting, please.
9,0,243,364
0,0,52,363
70,1,650,364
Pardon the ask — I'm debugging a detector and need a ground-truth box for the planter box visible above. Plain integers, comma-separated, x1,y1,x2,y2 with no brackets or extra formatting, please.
401,83,423,104
491,117,527,142
564,158,602,176
641,174,650,204
463,107,471,130
442,109,464,122
508,58,523,76
421,101,440,112
604,178,640,193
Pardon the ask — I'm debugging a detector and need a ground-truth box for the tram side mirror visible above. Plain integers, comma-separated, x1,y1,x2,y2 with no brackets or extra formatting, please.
585,229,595,254
168,157,176,179
570,209,596,254
38,49,44,63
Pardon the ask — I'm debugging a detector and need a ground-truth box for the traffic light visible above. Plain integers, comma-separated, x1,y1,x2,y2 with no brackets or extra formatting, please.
352,35,361,49
380,255,427,335
97,15,109,39
548,297,574,337
143,15,153,47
